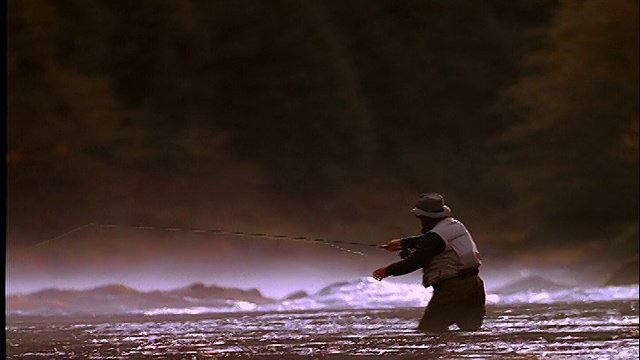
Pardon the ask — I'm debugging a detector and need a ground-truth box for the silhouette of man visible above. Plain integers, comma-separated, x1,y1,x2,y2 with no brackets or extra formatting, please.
372,192,486,332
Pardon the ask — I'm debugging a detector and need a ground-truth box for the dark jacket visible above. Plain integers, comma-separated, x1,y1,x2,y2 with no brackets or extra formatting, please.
385,230,446,276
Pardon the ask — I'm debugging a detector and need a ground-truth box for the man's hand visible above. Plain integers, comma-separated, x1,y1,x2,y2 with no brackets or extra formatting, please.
379,239,403,252
372,267,388,281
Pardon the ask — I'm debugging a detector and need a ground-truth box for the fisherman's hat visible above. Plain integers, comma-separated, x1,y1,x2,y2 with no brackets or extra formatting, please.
410,192,451,218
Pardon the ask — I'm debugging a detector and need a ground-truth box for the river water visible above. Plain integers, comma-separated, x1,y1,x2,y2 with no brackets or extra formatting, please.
6,280,639,359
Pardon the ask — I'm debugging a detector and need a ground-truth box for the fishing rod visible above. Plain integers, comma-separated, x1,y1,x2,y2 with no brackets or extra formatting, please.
10,222,381,257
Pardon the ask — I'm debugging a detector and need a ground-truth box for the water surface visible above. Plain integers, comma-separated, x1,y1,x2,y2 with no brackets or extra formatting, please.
7,300,638,359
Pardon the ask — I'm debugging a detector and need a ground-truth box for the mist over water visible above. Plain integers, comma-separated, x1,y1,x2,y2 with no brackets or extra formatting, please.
5,243,614,300
5,219,613,300
1,260,580,301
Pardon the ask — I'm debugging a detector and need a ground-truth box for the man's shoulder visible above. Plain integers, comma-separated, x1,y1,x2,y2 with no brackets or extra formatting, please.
419,231,446,245
442,217,468,228
433,217,463,228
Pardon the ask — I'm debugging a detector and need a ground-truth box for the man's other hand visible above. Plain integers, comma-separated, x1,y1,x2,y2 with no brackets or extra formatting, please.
372,267,388,281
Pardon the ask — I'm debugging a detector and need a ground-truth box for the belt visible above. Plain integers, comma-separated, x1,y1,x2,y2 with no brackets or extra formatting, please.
431,267,480,288
458,267,480,277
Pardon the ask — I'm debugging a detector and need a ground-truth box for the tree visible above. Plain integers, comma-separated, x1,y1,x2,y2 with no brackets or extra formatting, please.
497,0,639,240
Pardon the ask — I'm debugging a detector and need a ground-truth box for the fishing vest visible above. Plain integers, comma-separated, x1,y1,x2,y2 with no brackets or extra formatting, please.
422,217,482,287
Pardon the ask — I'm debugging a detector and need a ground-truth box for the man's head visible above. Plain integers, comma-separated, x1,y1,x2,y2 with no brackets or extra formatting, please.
410,192,451,230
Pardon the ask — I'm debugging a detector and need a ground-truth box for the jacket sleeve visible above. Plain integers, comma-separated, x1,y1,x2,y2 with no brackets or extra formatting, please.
400,235,424,249
385,232,446,277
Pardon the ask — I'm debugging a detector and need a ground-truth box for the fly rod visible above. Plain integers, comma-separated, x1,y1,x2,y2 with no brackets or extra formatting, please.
10,222,380,257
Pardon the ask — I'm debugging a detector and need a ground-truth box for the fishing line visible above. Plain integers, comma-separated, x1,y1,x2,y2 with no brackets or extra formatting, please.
9,223,94,256
93,223,370,256
10,222,380,257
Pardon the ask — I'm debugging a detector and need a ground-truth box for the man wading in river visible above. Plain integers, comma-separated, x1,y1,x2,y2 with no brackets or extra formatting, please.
372,192,486,333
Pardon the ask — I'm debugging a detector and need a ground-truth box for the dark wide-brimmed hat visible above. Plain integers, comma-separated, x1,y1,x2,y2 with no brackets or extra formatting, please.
410,192,451,218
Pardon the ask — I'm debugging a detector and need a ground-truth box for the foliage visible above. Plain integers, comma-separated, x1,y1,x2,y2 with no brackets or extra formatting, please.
497,0,639,239
8,0,637,243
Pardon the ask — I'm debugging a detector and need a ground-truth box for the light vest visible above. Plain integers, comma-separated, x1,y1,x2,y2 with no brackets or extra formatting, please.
422,217,482,287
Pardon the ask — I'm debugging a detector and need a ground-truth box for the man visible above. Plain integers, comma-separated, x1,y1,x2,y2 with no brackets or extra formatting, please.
372,192,485,333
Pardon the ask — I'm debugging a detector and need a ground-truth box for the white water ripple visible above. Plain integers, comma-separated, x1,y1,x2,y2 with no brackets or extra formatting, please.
141,278,638,315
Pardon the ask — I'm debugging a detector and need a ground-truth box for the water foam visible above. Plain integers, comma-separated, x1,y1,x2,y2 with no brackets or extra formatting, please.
142,278,638,315
487,284,639,305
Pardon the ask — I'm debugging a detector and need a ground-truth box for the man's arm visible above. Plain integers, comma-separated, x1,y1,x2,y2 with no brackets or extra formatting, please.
399,234,425,249
384,232,446,277
379,233,436,252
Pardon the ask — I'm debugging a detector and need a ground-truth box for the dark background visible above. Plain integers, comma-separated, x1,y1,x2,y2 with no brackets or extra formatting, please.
7,0,638,298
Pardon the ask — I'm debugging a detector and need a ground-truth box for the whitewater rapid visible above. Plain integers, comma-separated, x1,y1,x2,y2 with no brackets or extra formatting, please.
142,277,639,316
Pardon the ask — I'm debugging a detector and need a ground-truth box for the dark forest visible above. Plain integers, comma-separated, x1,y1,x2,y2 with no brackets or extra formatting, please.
7,0,639,292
